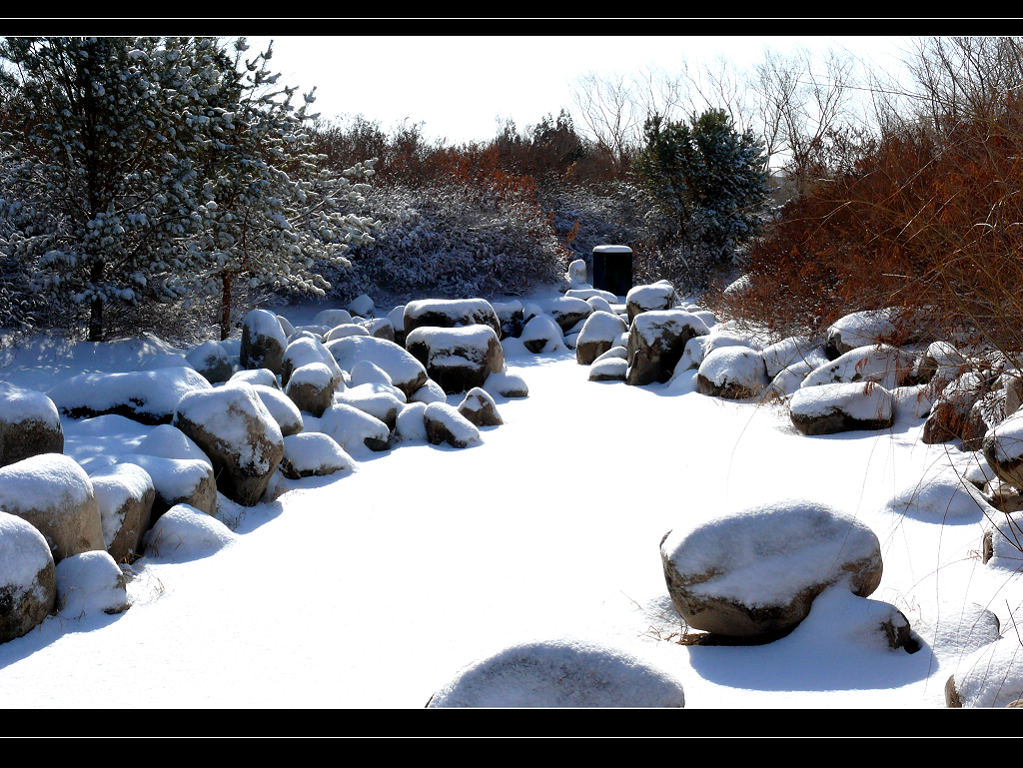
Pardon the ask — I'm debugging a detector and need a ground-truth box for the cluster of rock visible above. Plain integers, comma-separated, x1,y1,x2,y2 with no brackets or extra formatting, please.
0,292,526,645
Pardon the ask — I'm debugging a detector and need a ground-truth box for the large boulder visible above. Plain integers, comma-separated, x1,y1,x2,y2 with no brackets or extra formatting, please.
0,453,104,562
0,510,56,643
240,309,287,374
405,325,505,395
923,372,988,445
334,384,405,430
313,308,353,328
575,311,629,365
119,454,217,518
54,550,128,617
281,335,343,389
0,382,63,467
248,384,304,437
285,362,336,417
660,499,883,639
626,281,676,323
696,347,768,400
914,340,968,384
143,503,237,563
801,344,914,390
279,433,354,480
626,310,710,386
825,308,901,359
403,298,501,338
518,314,566,354
762,336,826,380
48,367,212,425
424,403,481,448
789,382,895,435
326,335,428,400
543,296,592,335
457,387,502,427
318,403,391,457
186,341,233,384
983,411,1023,493
323,323,371,342
172,384,284,506
491,300,525,340
427,639,685,708
89,463,155,564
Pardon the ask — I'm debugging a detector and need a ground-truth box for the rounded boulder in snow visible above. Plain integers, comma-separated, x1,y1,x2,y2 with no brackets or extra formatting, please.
660,499,883,639
0,510,56,643
405,324,505,395
240,309,287,374
0,382,64,468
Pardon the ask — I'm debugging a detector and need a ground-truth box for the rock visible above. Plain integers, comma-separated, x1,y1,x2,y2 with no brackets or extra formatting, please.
588,358,628,381
626,281,676,323
0,382,64,467
349,360,395,390
565,287,618,303
0,510,56,643
276,314,297,338
312,308,353,328
359,318,395,342
427,639,685,708
186,341,233,384
172,384,284,507
660,499,883,639
946,633,1023,707
248,384,304,437
566,258,588,284
914,340,968,384
483,370,529,398
334,384,405,430
766,358,823,399
789,382,895,435
802,344,914,390
405,324,505,395
409,379,448,405
281,336,343,389
90,463,155,563
962,388,1007,451
825,308,900,359
925,372,989,445
424,403,481,448
347,293,375,317
285,362,336,417
48,366,212,425
762,336,825,380
121,455,217,518
594,346,628,363
0,453,104,562
387,305,407,346
403,298,501,338
457,387,502,427
626,310,709,386
229,368,280,390
585,295,614,314
54,550,128,617
575,311,628,365
981,510,1023,568
394,402,429,443
319,403,391,456
696,347,768,399
326,336,428,400
143,503,237,562
519,314,566,354
543,296,592,334
323,323,371,342
240,309,287,374
279,433,354,479
491,300,525,340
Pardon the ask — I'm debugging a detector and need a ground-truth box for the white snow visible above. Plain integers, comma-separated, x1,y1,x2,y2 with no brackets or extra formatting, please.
801,344,913,390
0,510,53,587
518,314,566,353
142,503,237,562
0,381,60,428
243,309,287,346
576,310,628,346
324,323,370,341
55,550,128,617
48,366,212,423
828,307,898,350
318,402,390,457
0,453,94,514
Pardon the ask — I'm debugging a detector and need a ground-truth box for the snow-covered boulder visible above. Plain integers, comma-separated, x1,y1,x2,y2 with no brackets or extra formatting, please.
248,384,303,437
409,379,448,405
276,314,297,338
55,550,128,617
585,295,614,314
405,324,505,395
387,305,407,346
279,433,354,480
589,358,628,382
323,323,370,343
0,382,63,467
359,318,395,342
565,287,618,304
566,258,588,285
240,309,288,374
882,470,990,525
982,510,1023,568
491,300,525,340
825,308,900,359
313,308,353,328
427,638,685,708
696,347,768,400
319,403,391,457
914,340,968,384
789,382,895,435
403,298,501,338
626,281,675,323
326,336,428,400
483,370,529,399
962,388,1007,451
334,384,405,430
229,368,280,390
543,296,592,334
424,403,481,449
626,310,710,386
575,311,628,365
285,362,336,417
136,424,210,465
172,384,284,507
457,387,502,427
946,633,1023,707
594,346,628,363
89,463,155,563
924,372,988,445
281,336,343,389
801,344,914,390
762,337,825,380
48,366,212,425
142,503,237,563
394,402,429,443
347,293,375,318
0,453,104,562
0,510,56,642
766,358,825,398
984,409,1023,491
660,499,883,638
186,341,233,384
518,314,566,354
120,454,216,518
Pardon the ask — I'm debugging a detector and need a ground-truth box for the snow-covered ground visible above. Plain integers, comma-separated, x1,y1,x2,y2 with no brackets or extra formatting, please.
0,303,1019,725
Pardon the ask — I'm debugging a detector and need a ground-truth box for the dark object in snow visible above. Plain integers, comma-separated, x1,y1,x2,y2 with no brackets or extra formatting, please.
591,245,632,298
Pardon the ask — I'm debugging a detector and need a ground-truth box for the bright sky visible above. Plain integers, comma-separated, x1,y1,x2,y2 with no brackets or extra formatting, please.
245,35,916,146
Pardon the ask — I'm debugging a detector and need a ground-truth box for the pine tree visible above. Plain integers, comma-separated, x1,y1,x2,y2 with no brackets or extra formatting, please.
0,37,222,340
635,108,769,284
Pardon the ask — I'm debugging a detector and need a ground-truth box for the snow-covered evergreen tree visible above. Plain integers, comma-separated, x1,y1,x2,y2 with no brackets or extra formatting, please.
184,39,378,340
0,37,224,340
